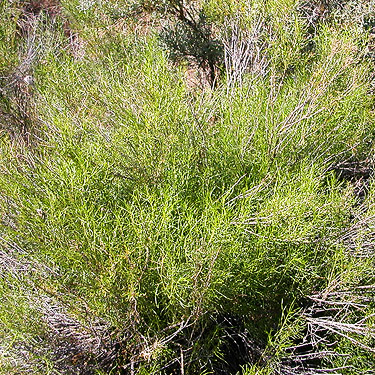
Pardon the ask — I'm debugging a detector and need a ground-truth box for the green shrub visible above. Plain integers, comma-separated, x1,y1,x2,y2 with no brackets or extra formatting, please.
1,0,375,374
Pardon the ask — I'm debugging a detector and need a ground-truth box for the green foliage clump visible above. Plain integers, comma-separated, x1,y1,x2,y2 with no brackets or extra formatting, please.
1,0,375,374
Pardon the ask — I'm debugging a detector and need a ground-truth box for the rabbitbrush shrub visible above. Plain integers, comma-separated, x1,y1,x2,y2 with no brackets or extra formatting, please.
1,0,375,374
